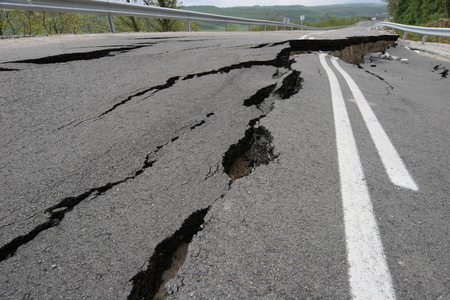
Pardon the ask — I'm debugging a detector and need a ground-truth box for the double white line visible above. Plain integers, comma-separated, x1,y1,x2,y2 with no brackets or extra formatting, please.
319,53,418,299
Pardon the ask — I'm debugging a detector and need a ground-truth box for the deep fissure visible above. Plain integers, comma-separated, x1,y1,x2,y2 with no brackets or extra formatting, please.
274,70,303,99
222,125,278,182
243,84,277,108
128,208,209,300
127,47,299,298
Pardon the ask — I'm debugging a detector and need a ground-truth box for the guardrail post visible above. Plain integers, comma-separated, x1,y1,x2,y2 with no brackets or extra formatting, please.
264,25,267,31
402,31,408,40
186,20,191,32
249,25,251,31
225,23,228,32
108,14,115,33
276,26,278,31
421,35,428,45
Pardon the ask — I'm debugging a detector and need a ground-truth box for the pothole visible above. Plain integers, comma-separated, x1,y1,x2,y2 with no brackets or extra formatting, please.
128,208,209,300
222,125,277,182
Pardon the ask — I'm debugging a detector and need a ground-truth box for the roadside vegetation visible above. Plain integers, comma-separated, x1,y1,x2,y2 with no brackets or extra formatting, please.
383,0,450,43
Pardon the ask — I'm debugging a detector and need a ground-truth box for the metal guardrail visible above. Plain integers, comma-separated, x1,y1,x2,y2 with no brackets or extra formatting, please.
0,0,302,32
0,0,352,33
372,21,450,44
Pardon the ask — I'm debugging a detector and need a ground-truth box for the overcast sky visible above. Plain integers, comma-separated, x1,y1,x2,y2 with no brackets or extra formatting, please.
181,0,383,7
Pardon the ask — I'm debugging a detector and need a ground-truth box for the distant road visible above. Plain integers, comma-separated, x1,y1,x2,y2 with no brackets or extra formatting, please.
1,25,449,299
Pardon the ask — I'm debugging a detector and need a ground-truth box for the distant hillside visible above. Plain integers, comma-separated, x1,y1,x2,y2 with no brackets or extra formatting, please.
346,0,384,3
183,3,388,23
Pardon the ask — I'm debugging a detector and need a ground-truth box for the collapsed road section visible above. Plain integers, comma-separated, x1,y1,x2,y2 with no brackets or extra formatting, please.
289,35,399,64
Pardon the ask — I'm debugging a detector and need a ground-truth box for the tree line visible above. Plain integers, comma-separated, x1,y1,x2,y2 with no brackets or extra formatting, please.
383,0,449,25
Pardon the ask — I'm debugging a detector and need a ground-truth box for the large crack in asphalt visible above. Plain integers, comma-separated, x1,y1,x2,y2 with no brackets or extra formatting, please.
128,208,209,300
223,70,302,182
91,47,291,122
3,36,397,296
94,35,396,120
0,67,20,72
243,84,277,108
97,76,181,118
0,112,214,262
6,45,148,65
127,48,303,300
222,125,277,182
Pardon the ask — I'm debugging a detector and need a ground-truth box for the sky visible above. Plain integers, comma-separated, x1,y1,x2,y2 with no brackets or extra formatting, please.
181,0,383,7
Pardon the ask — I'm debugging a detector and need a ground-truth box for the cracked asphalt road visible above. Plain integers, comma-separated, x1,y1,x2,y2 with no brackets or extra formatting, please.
1,25,449,299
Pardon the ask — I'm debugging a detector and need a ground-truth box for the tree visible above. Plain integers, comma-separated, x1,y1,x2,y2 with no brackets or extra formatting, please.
143,0,183,32
42,12,81,34
124,0,140,31
0,10,5,36
383,0,448,24
251,9,280,31
446,0,449,17
20,11,41,35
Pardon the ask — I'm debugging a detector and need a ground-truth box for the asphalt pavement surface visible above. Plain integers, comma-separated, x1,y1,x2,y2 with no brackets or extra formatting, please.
1,23,449,299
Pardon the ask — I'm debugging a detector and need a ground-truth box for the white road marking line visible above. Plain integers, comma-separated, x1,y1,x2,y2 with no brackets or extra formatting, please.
319,54,396,300
299,31,326,40
331,58,418,191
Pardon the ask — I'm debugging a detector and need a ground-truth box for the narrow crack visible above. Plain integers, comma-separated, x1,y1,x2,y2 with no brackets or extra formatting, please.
363,69,394,89
97,76,181,119
0,67,20,71
0,134,177,262
134,37,179,40
358,64,394,93
251,43,270,49
7,45,147,65
204,163,220,181
0,108,219,262
128,207,209,300
0,156,156,262
433,64,449,79
190,113,214,131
